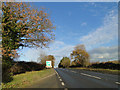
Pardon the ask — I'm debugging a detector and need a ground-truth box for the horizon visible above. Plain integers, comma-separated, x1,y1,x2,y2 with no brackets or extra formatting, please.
17,2,118,67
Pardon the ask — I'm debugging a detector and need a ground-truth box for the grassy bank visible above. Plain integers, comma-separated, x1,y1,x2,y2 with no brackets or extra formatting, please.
70,67,120,75
2,68,55,88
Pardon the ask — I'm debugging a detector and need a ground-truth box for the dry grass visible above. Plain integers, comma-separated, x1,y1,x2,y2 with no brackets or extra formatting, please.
70,67,120,75
2,69,55,88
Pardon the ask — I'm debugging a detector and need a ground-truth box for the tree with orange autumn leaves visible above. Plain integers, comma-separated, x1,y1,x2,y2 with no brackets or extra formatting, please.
70,44,90,67
2,2,55,82
39,55,55,68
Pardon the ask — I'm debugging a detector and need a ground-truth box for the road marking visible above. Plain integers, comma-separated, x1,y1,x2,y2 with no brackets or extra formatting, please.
115,82,120,85
59,79,62,81
81,73,101,79
71,70,77,73
54,70,58,74
61,82,65,86
55,69,66,87
64,88,68,90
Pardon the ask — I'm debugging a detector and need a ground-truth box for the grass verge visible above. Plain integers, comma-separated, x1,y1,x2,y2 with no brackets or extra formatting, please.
70,67,120,75
2,68,55,88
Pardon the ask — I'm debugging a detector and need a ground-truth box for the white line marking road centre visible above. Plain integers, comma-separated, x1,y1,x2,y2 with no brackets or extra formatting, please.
115,82,120,85
71,70,77,73
81,73,101,79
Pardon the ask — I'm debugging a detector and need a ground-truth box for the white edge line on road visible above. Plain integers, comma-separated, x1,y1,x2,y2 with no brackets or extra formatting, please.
81,73,101,79
59,79,62,81
54,69,66,87
55,70,58,74
115,82,120,85
61,82,65,86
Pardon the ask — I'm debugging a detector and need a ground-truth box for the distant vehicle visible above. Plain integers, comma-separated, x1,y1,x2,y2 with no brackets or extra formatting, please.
46,61,52,68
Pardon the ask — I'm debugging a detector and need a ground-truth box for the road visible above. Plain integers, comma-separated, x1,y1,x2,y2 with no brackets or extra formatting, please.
29,68,120,89
55,68,120,88
28,69,64,88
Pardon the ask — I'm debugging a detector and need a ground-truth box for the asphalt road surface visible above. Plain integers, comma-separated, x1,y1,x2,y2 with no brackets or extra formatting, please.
28,70,64,88
29,68,120,89
55,68,120,88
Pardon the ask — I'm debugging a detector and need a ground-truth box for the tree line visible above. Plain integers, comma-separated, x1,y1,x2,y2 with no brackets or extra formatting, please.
9,54,55,77
38,54,55,68
58,44,119,70
58,44,90,68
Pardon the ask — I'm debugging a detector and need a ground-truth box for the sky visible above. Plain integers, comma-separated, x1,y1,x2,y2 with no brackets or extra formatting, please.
17,2,118,67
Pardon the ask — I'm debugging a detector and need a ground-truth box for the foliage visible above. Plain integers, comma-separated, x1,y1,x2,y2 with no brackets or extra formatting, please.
70,44,90,67
89,62,120,70
39,55,55,68
2,2,55,83
70,60,120,70
69,67,120,75
58,57,70,68
10,61,45,75
46,55,55,68
70,60,82,67
37,51,47,64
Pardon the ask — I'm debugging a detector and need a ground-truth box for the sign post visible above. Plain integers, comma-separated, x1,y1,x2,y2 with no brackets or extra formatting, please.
46,61,52,68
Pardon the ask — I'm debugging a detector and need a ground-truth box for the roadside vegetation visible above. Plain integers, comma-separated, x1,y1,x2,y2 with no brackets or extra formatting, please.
2,69,55,88
37,54,55,68
58,44,120,75
69,60,120,75
69,67,120,75
10,61,45,75
2,2,55,83
58,57,70,68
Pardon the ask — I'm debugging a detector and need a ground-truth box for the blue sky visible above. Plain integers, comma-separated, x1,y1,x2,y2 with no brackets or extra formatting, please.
18,2,118,67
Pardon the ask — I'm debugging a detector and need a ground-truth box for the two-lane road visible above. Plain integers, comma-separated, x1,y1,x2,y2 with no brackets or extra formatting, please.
55,68,120,88
28,68,119,89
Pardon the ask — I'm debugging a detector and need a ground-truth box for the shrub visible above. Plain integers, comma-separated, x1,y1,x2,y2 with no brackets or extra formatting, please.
10,61,45,75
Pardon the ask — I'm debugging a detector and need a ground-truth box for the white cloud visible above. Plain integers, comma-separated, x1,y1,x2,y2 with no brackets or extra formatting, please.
19,40,74,67
47,45,74,67
91,2,97,7
80,9,118,49
81,22,87,26
48,45,74,57
23,48,46,62
89,46,118,62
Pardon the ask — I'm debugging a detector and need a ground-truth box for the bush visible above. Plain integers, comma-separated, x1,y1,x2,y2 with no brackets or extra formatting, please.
69,64,82,68
2,57,13,83
89,62,120,70
10,61,45,75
